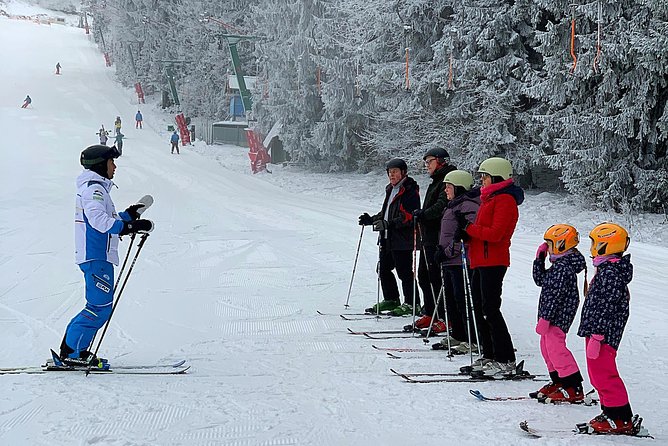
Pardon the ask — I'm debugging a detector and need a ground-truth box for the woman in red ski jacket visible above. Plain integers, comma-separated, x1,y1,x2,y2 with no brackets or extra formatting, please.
458,157,524,378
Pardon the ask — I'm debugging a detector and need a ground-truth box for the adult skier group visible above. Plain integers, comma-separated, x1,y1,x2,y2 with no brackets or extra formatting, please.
357,150,643,436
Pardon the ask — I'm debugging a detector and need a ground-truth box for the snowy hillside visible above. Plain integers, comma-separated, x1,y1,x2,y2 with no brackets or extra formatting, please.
0,3,666,445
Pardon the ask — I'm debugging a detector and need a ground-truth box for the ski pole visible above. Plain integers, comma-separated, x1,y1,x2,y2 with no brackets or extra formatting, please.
344,226,365,308
88,233,136,350
375,242,382,318
416,223,443,343
87,233,149,375
411,220,418,335
438,265,453,357
461,243,482,362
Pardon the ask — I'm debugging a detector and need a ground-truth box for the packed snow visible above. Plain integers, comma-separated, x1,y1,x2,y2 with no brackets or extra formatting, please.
0,2,666,445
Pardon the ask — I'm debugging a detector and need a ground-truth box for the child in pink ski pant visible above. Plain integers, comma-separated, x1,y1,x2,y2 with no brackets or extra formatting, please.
532,236,586,400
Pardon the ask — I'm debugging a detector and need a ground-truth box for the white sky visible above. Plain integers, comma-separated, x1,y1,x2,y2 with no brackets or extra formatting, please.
0,2,666,445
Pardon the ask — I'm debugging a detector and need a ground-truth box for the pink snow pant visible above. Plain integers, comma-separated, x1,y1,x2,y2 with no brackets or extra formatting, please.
539,324,580,378
585,337,629,408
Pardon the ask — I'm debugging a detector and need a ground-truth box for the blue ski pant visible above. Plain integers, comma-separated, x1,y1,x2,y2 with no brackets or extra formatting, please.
64,260,114,357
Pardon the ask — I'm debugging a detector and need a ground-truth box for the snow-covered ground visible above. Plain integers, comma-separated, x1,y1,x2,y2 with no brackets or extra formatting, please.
1,2,666,445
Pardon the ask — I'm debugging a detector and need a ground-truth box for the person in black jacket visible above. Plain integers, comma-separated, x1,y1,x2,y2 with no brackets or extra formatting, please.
410,148,456,325
359,158,421,314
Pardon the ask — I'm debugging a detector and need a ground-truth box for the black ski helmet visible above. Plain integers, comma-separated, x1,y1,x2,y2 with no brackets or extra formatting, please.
422,147,450,161
80,145,120,168
385,158,408,173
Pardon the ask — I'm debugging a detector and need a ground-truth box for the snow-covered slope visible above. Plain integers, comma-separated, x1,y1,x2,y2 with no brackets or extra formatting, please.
0,5,666,445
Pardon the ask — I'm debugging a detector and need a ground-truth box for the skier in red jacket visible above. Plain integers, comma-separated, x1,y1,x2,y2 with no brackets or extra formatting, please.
456,157,524,378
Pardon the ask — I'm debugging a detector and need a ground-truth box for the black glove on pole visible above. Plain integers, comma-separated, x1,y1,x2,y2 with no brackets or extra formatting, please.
124,203,146,220
120,219,154,236
358,213,373,226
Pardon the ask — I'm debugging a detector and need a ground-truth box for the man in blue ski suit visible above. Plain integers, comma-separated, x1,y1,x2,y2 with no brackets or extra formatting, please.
59,145,153,365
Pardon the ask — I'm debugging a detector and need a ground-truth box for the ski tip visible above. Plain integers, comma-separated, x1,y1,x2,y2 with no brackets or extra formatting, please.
316,310,325,315
371,344,380,350
469,389,485,401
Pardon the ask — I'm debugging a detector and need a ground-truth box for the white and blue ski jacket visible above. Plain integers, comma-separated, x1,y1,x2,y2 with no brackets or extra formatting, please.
75,170,128,265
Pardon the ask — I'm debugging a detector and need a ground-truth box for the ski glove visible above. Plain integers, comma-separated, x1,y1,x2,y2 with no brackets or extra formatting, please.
358,213,373,226
586,334,605,359
124,203,146,221
536,242,549,260
120,219,154,236
412,209,424,222
373,219,391,232
535,318,550,335
454,211,470,233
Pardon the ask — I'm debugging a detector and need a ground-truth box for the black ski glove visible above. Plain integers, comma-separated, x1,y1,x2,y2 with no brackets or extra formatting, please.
358,213,373,226
373,219,391,232
434,245,446,264
454,211,470,232
412,209,424,222
120,219,154,236
124,203,146,221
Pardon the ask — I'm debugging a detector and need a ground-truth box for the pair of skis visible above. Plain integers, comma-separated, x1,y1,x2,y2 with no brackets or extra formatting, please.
389,361,543,383
519,416,653,439
0,359,190,376
317,310,393,321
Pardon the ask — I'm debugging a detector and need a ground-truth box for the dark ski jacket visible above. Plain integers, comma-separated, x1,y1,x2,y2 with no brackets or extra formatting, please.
533,249,586,333
372,176,421,251
465,178,524,268
419,164,456,247
438,188,480,266
578,254,633,350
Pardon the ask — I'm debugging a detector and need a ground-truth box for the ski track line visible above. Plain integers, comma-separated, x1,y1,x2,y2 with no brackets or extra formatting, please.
0,400,43,434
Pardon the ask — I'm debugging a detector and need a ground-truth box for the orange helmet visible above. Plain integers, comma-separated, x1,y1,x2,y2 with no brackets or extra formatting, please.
543,224,579,255
589,223,630,257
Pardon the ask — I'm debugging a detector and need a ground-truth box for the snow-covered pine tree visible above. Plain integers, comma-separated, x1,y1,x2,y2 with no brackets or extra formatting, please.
527,0,668,212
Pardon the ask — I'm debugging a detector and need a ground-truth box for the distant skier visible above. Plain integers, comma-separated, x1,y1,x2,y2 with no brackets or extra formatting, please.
98,125,108,145
55,62,61,75
114,116,122,135
58,144,154,366
578,223,640,435
135,110,143,129
21,95,32,108
114,132,124,155
531,224,586,403
170,130,180,154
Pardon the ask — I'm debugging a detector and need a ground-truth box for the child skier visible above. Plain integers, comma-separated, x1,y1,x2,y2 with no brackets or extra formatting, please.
578,222,640,435
531,224,586,403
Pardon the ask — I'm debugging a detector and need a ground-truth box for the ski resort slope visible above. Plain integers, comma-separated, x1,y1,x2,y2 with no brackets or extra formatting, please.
1,5,667,446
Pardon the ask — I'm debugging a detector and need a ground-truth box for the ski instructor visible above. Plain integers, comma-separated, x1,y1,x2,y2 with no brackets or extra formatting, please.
58,145,153,367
